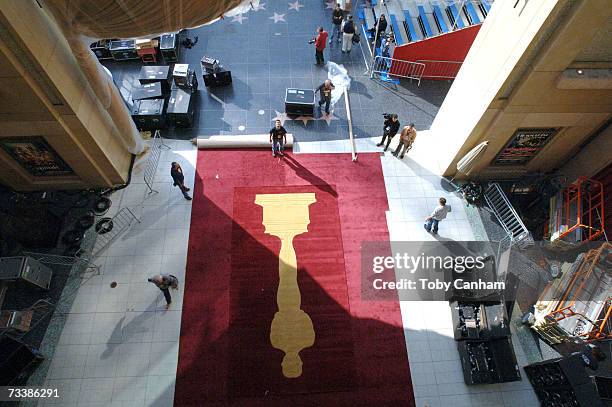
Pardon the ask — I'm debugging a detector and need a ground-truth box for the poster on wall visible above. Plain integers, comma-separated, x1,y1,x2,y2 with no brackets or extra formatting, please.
0,136,74,177
493,128,558,166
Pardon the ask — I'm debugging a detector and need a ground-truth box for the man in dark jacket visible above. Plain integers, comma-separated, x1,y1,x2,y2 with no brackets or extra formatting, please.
316,79,335,114
376,113,400,151
341,15,356,53
375,14,387,46
171,162,192,200
329,4,343,44
269,119,287,157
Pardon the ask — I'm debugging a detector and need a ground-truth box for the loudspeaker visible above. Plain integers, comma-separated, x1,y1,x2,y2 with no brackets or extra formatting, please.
138,66,172,93
285,88,315,116
537,384,604,407
167,88,195,128
90,40,113,60
525,354,605,407
457,338,521,385
109,40,139,61
201,56,220,73
203,70,232,87
451,301,511,341
131,82,164,101
0,256,52,290
131,99,166,130
160,34,179,63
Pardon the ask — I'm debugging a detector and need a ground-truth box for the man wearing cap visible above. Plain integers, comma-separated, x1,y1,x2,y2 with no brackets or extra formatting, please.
376,113,400,152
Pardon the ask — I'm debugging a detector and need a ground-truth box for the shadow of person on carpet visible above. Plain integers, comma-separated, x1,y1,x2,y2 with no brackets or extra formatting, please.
282,153,338,197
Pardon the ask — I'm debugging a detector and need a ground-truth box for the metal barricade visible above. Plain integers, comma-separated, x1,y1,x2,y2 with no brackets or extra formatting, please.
416,60,463,80
371,56,426,85
143,130,170,195
484,183,533,247
22,251,100,278
0,298,55,340
90,207,140,258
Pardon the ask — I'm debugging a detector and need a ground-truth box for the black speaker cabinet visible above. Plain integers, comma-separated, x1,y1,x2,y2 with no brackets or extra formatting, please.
537,384,604,407
172,64,198,93
451,301,511,341
203,70,232,87
90,39,113,60
525,354,605,407
160,33,179,63
0,256,52,290
0,336,44,385
109,39,139,61
138,66,173,93
167,88,195,128
457,338,521,385
131,99,166,130
132,82,164,101
285,88,315,116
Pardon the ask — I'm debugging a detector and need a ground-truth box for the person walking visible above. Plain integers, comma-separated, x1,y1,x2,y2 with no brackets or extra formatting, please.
269,119,287,157
424,198,452,235
316,79,335,114
148,274,179,308
392,123,417,159
171,162,192,200
329,4,343,44
313,27,328,65
341,15,356,53
375,14,387,46
376,113,400,151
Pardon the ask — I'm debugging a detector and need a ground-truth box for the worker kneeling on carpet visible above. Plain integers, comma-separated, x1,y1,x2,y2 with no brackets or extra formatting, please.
270,119,288,157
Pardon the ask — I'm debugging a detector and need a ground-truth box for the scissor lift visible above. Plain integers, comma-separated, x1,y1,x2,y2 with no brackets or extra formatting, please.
532,243,612,345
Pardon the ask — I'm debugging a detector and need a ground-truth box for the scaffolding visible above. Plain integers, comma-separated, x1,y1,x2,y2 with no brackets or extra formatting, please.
549,177,605,243
532,243,612,344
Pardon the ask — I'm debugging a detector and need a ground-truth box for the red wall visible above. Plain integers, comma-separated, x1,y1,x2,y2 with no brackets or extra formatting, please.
391,24,481,79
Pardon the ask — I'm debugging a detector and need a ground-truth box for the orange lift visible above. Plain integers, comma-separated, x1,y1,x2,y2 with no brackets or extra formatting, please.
532,243,612,345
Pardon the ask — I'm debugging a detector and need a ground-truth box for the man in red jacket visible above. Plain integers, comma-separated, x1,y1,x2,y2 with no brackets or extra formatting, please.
314,26,328,65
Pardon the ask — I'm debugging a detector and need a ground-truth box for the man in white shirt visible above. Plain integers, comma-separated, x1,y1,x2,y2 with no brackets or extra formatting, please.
424,197,451,235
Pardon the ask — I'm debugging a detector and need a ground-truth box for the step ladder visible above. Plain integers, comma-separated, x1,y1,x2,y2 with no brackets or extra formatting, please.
484,183,533,247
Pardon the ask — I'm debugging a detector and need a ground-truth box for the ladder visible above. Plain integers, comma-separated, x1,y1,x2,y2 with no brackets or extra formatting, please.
484,183,533,247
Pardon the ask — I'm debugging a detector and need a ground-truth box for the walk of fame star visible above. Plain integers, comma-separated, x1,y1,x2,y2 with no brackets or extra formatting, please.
269,12,286,23
288,1,304,11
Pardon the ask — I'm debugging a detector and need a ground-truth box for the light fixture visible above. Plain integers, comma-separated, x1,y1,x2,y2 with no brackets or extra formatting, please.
576,69,584,75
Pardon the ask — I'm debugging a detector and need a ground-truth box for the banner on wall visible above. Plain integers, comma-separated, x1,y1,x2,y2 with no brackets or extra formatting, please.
493,128,558,166
0,137,74,177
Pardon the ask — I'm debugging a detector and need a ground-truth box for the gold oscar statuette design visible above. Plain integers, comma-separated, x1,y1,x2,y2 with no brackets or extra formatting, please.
255,193,317,378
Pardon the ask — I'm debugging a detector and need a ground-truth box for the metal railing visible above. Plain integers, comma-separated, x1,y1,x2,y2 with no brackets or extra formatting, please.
416,60,463,80
143,130,170,195
371,56,426,85
89,207,140,258
22,251,101,278
484,183,533,247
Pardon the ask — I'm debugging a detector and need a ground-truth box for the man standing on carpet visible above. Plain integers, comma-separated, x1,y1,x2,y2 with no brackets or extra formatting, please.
269,119,287,157
171,162,192,200
313,26,328,65
316,79,335,114
376,113,400,152
148,274,179,308
424,197,452,235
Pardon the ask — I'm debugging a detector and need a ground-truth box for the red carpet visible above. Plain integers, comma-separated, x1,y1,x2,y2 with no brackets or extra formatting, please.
176,151,414,406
